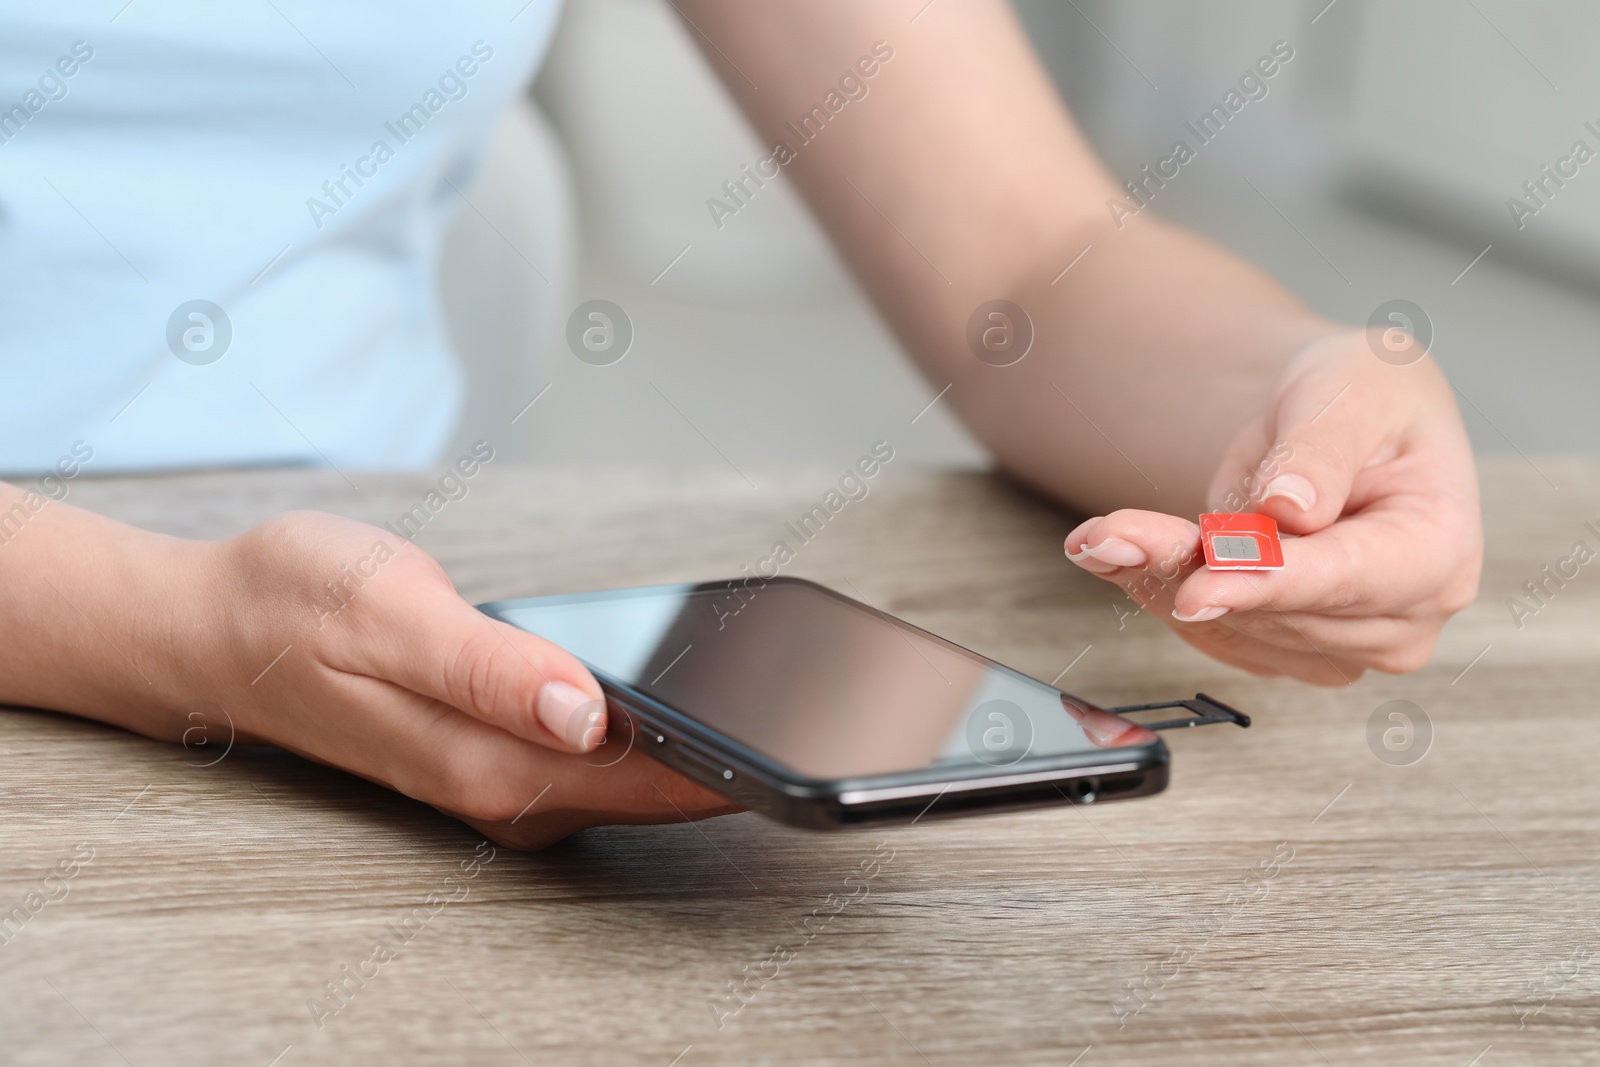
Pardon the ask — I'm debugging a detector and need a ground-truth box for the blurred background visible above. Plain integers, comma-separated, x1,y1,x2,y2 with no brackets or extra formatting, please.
442,0,1600,470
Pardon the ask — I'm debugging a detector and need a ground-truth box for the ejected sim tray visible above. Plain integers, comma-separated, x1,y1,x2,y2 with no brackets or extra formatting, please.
1198,512,1284,571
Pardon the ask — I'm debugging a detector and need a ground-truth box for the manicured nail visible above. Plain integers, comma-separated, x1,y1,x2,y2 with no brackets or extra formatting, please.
1261,474,1316,512
1080,713,1132,746
1061,696,1160,748
537,681,606,752
1085,720,1129,746
1066,537,1147,568
1171,605,1229,623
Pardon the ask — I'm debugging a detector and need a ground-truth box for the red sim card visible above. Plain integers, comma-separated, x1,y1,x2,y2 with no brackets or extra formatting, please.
1199,513,1284,571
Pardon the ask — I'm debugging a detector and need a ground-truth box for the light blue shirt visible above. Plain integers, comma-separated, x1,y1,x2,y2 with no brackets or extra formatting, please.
0,1,561,473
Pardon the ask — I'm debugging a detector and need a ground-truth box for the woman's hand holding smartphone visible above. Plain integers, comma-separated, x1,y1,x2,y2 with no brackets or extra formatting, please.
0,491,734,850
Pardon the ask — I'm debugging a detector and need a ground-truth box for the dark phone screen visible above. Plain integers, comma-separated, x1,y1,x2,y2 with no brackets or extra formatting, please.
493,581,1157,780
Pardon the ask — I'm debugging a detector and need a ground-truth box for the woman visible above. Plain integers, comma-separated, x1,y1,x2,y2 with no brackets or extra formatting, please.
0,0,1481,848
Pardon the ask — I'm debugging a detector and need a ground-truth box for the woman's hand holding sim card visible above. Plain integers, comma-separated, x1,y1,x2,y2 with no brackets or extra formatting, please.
1061,334,1482,686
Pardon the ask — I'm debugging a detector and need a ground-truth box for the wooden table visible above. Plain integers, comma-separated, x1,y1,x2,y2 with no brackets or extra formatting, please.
2,457,1596,1066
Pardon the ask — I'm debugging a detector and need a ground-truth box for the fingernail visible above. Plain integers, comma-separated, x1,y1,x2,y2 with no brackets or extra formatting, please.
1261,474,1316,512
1070,708,1134,747
1064,548,1120,575
537,681,606,752
1171,605,1229,623
1066,537,1147,568
1081,718,1130,746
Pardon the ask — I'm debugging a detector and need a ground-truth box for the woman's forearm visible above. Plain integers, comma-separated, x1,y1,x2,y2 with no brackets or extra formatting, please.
906,215,1337,517
684,0,1337,515
0,479,208,738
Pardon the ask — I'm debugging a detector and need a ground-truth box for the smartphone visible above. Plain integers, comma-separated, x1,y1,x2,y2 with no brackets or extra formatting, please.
478,577,1169,829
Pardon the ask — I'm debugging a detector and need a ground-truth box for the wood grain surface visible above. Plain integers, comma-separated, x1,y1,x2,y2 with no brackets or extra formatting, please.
1,457,1596,1066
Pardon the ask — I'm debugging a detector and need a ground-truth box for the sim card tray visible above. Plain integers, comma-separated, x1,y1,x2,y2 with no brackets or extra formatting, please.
1106,692,1251,732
